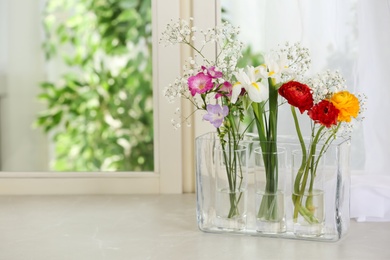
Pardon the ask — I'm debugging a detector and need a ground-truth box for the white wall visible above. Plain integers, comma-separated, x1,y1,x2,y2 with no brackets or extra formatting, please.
0,0,48,171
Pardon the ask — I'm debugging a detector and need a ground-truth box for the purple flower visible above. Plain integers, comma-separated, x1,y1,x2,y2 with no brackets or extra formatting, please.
201,66,223,79
203,104,229,128
188,72,213,96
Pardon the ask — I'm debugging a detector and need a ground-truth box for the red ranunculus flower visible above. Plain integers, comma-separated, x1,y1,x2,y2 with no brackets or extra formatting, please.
278,81,314,113
308,100,340,128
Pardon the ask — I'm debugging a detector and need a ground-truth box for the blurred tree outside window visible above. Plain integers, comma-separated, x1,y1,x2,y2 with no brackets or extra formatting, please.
36,0,153,171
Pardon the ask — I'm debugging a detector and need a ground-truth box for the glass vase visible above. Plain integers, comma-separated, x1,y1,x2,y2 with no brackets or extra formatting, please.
284,135,351,240
196,132,248,232
292,150,326,237
254,147,287,234
195,133,351,241
214,143,248,230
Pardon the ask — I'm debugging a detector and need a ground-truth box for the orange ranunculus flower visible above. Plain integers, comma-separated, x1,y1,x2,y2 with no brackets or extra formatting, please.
330,91,360,122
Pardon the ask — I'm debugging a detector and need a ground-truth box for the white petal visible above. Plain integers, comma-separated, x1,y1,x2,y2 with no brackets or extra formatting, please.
231,82,242,104
234,69,250,85
246,81,269,103
255,65,269,79
246,66,257,82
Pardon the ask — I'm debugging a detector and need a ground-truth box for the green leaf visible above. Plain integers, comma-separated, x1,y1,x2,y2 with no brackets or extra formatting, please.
40,82,55,89
37,93,51,101
119,0,138,9
52,110,63,125
38,0,154,171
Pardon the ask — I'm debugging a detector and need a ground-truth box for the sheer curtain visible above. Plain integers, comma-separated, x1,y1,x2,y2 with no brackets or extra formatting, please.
353,0,390,221
222,0,390,221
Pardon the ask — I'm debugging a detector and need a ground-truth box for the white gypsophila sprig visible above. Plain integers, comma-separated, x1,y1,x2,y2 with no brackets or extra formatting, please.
182,56,202,78
163,77,188,103
279,42,311,81
160,18,195,46
161,19,242,81
163,76,202,107
306,70,347,103
189,21,243,80
338,122,355,139
215,22,243,81
356,92,367,122
165,81,201,130
217,39,243,80
163,55,208,129
163,54,202,103
170,107,193,130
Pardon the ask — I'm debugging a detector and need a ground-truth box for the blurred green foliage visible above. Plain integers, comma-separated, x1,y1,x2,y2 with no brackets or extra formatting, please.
36,0,153,171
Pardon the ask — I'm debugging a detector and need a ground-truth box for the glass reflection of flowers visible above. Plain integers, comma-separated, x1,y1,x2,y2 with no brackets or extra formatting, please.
279,71,366,225
161,19,248,219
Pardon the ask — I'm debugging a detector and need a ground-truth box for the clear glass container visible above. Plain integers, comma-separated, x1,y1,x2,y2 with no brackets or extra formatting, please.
254,147,287,234
196,132,351,241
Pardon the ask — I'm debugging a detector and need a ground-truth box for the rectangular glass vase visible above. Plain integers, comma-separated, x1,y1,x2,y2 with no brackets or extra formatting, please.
195,132,351,242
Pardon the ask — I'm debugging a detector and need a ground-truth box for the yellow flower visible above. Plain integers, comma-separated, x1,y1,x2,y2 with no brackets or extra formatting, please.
330,91,360,122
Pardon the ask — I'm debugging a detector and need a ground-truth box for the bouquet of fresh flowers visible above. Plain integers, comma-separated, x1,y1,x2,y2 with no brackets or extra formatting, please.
161,19,366,231
278,71,365,226
161,19,312,221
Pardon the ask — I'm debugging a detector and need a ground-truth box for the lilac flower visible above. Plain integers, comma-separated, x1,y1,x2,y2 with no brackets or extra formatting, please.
203,104,229,128
201,66,223,79
188,72,213,96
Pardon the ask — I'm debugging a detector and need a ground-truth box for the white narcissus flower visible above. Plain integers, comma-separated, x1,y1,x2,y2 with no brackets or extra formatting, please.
231,66,269,103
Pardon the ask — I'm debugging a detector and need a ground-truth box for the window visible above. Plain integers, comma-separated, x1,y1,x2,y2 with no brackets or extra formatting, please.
39,0,155,172
0,0,218,194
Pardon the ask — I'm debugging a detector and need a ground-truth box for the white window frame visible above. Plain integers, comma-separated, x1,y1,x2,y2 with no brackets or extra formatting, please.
0,0,218,195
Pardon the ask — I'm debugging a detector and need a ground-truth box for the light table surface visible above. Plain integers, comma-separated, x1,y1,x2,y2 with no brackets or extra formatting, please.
0,194,389,260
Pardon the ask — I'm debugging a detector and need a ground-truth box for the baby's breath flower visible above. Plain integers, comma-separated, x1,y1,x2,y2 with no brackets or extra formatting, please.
356,93,367,121
305,70,347,103
277,42,311,81
160,19,193,46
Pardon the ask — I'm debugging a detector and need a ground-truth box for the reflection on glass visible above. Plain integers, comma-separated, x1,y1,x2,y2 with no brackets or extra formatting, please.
1,0,153,172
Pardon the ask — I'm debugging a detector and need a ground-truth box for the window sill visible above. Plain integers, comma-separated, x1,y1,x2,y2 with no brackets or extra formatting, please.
0,193,389,259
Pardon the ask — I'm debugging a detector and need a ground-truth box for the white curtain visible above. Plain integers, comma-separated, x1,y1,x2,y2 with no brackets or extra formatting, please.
358,0,390,175
352,0,390,221
223,0,390,221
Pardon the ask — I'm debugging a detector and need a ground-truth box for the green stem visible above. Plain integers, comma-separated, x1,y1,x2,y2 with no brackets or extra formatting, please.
306,126,325,193
312,123,341,177
291,106,307,175
304,124,341,215
267,78,278,193
255,78,280,221
291,105,308,220
293,125,325,223
217,112,245,219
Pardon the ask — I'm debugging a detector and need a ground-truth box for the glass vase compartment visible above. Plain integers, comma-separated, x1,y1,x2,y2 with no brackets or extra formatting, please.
195,132,351,242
